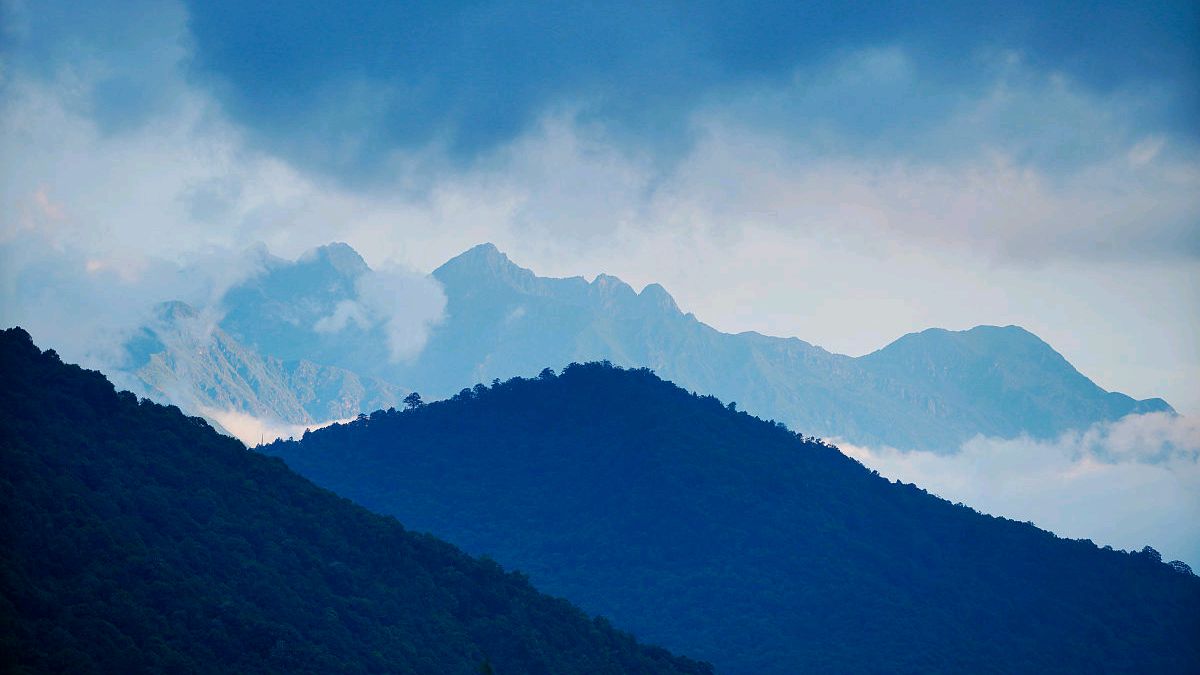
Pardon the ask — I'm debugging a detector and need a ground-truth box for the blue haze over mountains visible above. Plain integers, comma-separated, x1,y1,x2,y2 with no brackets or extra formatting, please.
126,242,1171,451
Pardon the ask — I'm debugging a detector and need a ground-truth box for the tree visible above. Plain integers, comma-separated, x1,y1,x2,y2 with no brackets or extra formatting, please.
1168,560,1194,576
403,392,423,410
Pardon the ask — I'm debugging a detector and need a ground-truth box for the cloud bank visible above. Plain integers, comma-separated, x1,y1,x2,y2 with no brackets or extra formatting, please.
199,406,352,448
840,412,1200,568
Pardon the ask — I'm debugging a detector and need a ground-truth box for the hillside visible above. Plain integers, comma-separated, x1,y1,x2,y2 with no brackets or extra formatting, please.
0,328,712,675
265,362,1200,674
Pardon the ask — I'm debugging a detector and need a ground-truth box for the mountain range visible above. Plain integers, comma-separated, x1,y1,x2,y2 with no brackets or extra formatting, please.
121,242,1171,451
0,327,711,674
263,360,1200,674
126,299,407,429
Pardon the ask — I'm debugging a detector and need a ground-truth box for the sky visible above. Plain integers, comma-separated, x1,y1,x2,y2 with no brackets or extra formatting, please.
1,0,1198,566
1,0,1197,416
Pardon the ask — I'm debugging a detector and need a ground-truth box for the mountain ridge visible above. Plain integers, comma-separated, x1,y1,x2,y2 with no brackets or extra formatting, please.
118,241,1171,451
0,327,713,675
264,359,1200,674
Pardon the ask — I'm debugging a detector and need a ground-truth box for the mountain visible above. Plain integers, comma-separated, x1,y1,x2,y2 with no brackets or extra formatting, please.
0,328,712,675
125,298,407,432
218,242,392,373
124,242,1171,450
410,243,1170,450
264,362,1200,674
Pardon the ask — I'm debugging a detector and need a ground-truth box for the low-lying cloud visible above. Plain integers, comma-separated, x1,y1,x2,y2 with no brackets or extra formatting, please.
840,412,1200,568
199,406,352,447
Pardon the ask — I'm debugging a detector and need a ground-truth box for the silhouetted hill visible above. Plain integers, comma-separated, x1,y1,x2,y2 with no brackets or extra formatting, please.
265,362,1200,674
0,328,712,675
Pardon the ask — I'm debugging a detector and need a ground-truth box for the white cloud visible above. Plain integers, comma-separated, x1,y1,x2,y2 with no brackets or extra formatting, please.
354,266,447,362
839,413,1200,568
313,299,371,334
198,406,353,447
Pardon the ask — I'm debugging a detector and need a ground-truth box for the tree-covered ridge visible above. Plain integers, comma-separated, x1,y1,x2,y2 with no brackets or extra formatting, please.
0,328,713,675
268,361,1200,675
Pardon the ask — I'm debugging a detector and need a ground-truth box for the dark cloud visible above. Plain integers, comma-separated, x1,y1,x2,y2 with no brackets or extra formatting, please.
176,0,1199,180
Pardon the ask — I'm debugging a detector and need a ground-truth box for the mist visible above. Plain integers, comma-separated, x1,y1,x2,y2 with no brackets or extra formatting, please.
840,412,1200,568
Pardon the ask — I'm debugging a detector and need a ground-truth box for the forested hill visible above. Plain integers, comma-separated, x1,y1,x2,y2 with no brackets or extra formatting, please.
267,362,1200,675
0,327,712,675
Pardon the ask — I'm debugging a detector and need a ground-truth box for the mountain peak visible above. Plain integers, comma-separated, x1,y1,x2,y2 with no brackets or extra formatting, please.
154,300,199,321
433,243,534,290
299,242,370,278
448,242,513,267
436,242,514,270
639,283,681,313
875,324,1050,355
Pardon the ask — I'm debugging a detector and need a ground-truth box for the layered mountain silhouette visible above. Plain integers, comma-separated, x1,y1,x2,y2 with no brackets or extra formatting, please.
0,327,712,674
122,242,1171,450
264,362,1200,674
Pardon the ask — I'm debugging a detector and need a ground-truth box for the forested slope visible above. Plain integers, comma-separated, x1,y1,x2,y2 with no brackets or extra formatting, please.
0,328,711,675
268,361,1200,674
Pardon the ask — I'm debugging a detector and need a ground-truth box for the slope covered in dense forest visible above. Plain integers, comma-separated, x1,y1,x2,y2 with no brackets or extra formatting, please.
266,362,1200,674
0,328,712,675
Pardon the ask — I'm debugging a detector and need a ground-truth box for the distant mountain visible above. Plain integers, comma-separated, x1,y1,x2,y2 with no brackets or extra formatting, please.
265,362,1200,674
124,242,1171,450
409,243,1170,450
125,299,406,427
0,328,712,675
218,242,393,374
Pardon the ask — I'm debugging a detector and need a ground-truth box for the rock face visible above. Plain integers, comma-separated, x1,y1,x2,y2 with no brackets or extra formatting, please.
125,298,405,428
122,242,1171,451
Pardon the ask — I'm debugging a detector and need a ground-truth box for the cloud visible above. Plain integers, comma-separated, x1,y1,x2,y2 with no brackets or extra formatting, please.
312,267,448,362
353,267,447,362
313,300,370,334
168,0,1199,176
0,233,268,377
1,0,1196,421
839,413,1200,568
198,406,352,447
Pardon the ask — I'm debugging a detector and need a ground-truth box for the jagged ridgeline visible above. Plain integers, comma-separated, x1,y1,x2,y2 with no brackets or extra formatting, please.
0,328,713,675
127,242,1171,452
267,363,1200,675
